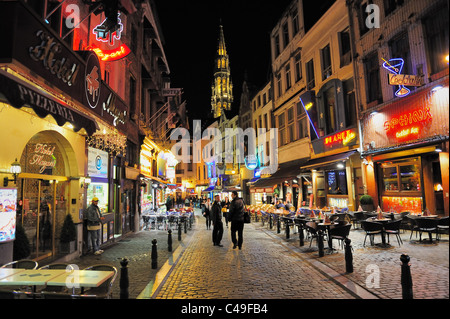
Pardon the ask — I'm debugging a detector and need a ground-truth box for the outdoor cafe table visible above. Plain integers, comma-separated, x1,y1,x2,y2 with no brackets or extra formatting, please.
317,222,339,249
0,268,115,295
369,218,391,247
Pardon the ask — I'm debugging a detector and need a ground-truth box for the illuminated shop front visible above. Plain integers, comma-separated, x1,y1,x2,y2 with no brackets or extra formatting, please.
362,77,449,215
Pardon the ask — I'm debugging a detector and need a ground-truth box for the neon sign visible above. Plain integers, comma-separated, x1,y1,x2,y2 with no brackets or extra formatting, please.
384,107,432,140
299,93,319,139
382,58,410,97
324,129,357,146
88,44,131,62
93,13,123,46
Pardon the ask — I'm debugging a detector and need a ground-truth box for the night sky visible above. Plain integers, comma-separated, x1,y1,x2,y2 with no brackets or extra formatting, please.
155,0,336,123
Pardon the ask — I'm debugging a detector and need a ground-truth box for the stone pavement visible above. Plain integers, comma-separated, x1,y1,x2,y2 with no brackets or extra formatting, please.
63,209,449,300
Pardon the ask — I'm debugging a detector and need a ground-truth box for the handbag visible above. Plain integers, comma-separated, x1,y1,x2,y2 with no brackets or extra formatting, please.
243,210,251,223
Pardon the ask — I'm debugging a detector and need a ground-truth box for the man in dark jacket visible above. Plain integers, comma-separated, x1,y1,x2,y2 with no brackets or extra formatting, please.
229,191,245,249
211,195,223,247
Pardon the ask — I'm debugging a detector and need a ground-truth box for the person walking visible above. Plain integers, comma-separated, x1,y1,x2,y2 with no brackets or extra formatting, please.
86,197,104,255
221,196,230,227
203,198,212,230
229,191,245,250
211,195,224,247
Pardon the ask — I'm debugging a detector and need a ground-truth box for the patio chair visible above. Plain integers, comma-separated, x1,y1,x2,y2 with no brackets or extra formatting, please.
415,218,439,242
0,260,38,269
437,216,449,241
384,220,403,246
305,222,319,247
82,265,118,299
361,221,383,246
351,211,365,229
328,224,351,249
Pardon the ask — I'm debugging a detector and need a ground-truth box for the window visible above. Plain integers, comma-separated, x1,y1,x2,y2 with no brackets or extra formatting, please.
339,29,352,67
380,157,421,194
291,7,299,35
287,107,295,143
358,1,373,36
423,3,449,75
282,22,289,48
129,76,136,121
274,34,280,57
278,113,285,146
389,32,411,95
285,64,292,90
343,79,357,128
306,59,315,90
321,44,332,80
383,0,404,17
323,86,337,134
364,52,382,104
263,93,267,105
276,73,282,98
296,101,307,139
327,170,348,195
264,114,268,129
294,53,302,82
259,115,262,130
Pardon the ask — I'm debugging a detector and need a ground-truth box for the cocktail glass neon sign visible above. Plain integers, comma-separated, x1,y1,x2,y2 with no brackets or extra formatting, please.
382,58,410,97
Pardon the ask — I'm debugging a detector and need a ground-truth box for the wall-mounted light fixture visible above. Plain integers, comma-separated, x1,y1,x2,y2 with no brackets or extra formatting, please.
3,158,22,187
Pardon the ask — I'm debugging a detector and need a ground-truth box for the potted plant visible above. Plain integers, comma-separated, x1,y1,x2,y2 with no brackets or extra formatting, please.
13,223,31,260
359,194,374,212
59,214,77,254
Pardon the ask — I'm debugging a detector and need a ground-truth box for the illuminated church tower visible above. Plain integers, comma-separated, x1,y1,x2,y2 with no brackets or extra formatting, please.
211,25,233,118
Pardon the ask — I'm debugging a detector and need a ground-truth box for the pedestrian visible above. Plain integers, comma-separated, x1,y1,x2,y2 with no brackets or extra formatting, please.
221,196,230,227
229,191,245,250
86,197,104,255
203,198,212,230
211,195,224,247
185,197,190,208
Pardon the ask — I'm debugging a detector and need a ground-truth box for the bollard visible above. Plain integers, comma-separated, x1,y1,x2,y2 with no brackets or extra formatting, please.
344,238,353,273
168,229,172,252
184,218,187,233
269,214,273,230
277,217,281,234
400,254,413,299
119,258,129,299
299,223,304,246
151,239,157,269
318,229,324,257
178,221,182,241
285,221,290,239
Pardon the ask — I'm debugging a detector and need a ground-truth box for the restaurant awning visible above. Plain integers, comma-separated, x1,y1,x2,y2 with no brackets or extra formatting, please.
250,158,308,188
202,186,215,192
0,70,99,136
301,150,358,170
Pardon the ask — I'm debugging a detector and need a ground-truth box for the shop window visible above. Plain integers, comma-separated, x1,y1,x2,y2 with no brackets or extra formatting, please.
327,170,348,195
380,157,422,194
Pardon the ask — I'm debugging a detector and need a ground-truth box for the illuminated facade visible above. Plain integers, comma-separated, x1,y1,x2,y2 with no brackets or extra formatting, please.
211,25,233,118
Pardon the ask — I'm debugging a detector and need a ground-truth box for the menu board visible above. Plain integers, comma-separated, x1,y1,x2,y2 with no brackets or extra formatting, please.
0,188,17,242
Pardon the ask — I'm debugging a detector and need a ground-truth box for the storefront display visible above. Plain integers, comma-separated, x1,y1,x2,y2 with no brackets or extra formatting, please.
0,188,17,242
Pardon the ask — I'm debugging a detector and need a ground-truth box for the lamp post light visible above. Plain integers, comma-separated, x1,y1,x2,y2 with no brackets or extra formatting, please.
3,158,22,187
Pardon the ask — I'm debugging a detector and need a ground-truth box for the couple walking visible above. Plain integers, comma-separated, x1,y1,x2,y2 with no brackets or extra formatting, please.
211,191,245,250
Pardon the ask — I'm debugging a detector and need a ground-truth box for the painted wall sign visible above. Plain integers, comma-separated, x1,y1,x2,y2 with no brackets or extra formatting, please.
382,58,411,97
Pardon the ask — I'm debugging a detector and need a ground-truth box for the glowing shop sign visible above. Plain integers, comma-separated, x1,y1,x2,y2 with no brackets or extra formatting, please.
88,44,131,62
93,13,123,46
384,107,432,140
382,58,410,97
324,129,357,146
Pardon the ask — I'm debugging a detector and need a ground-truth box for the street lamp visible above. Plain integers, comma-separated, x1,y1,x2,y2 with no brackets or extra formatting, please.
3,158,22,187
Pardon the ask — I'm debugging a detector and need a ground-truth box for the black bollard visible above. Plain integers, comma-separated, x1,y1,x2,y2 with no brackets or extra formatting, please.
119,258,129,299
269,214,273,230
184,218,187,233
344,238,353,273
151,239,157,269
277,217,281,234
178,221,182,241
318,229,324,257
168,229,172,252
400,254,413,299
299,223,304,246
286,221,290,239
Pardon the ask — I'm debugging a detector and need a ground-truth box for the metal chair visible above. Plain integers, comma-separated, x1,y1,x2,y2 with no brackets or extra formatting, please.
305,222,319,247
437,216,449,241
82,265,118,299
415,218,439,242
351,211,366,229
0,259,38,269
384,220,403,246
361,221,383,246
328,224,351,249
